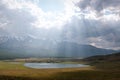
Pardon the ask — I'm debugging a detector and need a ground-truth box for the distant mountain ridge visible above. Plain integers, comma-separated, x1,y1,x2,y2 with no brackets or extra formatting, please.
57,42,117,58
84,52,120,62
0,35,117,59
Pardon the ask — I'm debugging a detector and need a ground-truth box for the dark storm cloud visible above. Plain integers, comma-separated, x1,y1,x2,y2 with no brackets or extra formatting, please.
78,0,120,12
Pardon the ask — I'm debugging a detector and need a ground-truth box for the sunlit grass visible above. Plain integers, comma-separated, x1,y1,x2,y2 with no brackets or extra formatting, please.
0,61,92,77
0,61,120,80
0,61,27,70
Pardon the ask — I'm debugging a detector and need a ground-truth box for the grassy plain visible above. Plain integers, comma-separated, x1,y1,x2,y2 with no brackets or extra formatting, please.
0,60,120,80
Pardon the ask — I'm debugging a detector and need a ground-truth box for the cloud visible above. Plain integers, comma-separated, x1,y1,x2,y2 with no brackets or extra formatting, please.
0,0,37,35
78,0,120,12
31,0,81,29
61,14,120,50
0,0,120,50
0,0,81,29
59,0,120,50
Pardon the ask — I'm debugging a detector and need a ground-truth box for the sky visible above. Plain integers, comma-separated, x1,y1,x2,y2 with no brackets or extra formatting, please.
0,0,120,50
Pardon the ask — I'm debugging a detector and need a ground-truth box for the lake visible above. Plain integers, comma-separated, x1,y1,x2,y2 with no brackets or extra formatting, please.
24,63,89,69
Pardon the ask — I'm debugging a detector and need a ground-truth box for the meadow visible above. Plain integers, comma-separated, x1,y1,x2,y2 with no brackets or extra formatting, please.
0,60,120,80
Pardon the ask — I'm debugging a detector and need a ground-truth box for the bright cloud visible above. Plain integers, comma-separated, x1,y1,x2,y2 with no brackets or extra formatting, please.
1,0,81,29
0,0,120,50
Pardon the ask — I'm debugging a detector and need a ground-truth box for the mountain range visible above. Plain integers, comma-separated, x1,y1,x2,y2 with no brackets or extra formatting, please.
0,35,117,59
83,52,120,62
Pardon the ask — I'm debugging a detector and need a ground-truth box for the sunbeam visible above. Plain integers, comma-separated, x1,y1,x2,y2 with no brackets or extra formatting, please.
0,0,120,80
0,0,120,58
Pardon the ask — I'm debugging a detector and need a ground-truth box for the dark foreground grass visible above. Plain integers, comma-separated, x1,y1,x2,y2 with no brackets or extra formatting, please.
0,61,120,80
0,70,120,80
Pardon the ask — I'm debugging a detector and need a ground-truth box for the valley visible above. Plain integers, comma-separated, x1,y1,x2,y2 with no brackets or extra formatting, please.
0,52,120,80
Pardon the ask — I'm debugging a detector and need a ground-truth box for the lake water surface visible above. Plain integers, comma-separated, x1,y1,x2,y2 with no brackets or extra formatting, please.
24,63,89,69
